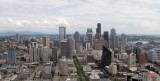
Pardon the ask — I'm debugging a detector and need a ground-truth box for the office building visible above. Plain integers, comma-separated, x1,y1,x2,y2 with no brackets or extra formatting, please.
94,39,104,50
42,46,49,62
59,56,68,76
74,31,80,44
29,42,38,48
121,33,127,53
110,28,118,50
95,23,101,39
8,46,16,64
16,33,19,41
103,31,109,47
28,48,39,63
67,35,75,59
86,43,90,50
137,53,146,63
39,46,49,63
59,27,66,42
101,46,112,66
44,63,52,75
86,28,93,47
42,36,50,48
76,43,82,54
128,53,136,67
147,50,158,62
109,63,117,75
52,47,58,62
60,39,68,57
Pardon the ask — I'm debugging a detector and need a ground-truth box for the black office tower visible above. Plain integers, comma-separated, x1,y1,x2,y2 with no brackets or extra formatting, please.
95,23,101,39
103,31,109,47
101,46,111,66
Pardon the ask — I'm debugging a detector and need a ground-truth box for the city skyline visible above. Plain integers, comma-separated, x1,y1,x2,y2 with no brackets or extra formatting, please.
0,0,160,34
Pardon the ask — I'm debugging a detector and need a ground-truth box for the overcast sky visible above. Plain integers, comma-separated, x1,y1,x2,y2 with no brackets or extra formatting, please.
0,0,160,35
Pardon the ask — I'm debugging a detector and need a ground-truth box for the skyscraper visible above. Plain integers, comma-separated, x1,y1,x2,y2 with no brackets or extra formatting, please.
67,34,75,59
42,36,50,48
74,31,80,44
60,39,68,57
8,46,16,64
121,33,127,53
74,31,80,54
95,23,101,39
103,31,109,47
101,46,112,66
128,53,136,67
86,28,93,47
28,48,39,63
110,28,118,50
16,33,19,41
52,47,58,62
59,27,66,42
40,46,49,63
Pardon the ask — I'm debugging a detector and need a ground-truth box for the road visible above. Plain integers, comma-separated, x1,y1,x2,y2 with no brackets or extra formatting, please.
74,57,86,81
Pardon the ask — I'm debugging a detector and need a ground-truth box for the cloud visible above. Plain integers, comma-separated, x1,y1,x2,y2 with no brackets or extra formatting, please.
0,0,160,34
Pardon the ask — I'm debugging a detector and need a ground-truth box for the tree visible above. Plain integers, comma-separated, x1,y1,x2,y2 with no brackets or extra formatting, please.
3,70,7,75
14,71,16,74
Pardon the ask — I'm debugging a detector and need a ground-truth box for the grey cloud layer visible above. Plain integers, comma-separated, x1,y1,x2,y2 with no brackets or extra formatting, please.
0,0,160,34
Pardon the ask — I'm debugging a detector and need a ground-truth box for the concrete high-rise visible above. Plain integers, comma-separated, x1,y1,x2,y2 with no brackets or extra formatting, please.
94,39,104,50
110,28,118,50
103,31,109,47
28,48,39,63
42,36,50,48
67,34,75,59
59,27,66,42
41,46,49,62
121,33,127,53
16,33,19,41
29,42,38,48
60,39,68,57
59,56,68,76
86,28,93,47
74,31,80,44
95,23,101,39
128,53,136,67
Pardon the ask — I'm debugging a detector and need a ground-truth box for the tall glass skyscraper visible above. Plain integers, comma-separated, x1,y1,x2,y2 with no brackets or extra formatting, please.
8,46,16,63
95,23,101,39
101,46,112,66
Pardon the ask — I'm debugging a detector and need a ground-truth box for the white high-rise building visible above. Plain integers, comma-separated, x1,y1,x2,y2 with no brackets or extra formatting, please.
59,27,66,42
39,46,49,63
28,48,39,63
128,53,136,67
